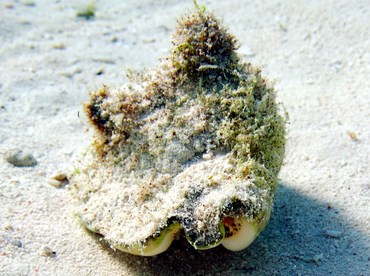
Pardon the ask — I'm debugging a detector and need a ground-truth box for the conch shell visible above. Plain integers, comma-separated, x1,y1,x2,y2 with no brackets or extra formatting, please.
70,4,286,256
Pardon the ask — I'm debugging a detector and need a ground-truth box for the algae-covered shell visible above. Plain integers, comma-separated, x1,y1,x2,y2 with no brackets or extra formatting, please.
70,5,285,256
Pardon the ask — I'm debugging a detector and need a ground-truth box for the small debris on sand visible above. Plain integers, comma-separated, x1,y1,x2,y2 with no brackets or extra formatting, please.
10,239,22,248
325,230,343,238
40,246,56,257
4,150,37,167
346,131,358,141
47,172,68,188
313,253,324,263
52,42,66,50
2,222,13,231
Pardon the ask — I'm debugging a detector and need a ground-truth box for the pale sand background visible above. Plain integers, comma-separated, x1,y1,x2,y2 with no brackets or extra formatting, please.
0,0,369,275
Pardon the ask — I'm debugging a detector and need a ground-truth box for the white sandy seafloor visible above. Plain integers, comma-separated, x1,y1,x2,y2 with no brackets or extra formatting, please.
0,0,369,275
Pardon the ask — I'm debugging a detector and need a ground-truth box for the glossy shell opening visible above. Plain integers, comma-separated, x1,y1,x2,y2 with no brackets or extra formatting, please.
221,218,257,251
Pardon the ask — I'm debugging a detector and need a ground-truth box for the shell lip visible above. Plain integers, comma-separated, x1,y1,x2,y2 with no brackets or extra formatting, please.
77,210,270,255
112,221,182,256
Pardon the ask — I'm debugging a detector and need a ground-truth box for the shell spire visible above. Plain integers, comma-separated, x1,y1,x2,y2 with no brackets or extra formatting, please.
170,3,239,84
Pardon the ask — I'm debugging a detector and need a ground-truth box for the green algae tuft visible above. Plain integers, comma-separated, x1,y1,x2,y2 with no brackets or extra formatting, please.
70,4,286,256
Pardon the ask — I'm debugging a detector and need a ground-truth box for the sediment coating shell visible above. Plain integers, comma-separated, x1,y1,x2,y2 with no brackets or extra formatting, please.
70,6,286,256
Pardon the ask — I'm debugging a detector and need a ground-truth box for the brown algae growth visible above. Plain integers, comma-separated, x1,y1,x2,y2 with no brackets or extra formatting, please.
70,4,286,256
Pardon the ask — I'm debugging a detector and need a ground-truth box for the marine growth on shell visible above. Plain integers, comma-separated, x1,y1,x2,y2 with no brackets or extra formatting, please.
70,3,286,256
